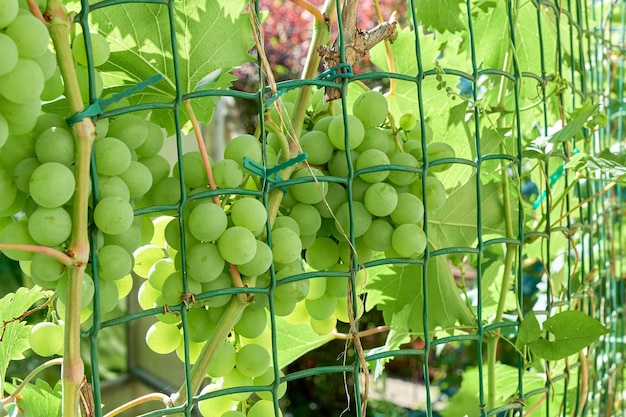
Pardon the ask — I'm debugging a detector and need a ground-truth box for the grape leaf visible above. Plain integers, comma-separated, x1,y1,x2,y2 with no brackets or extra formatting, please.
413,0,465,34
89,0,255,134
527,310,610,361
4,379,62,417
366,257,475,338
516,310,541,349
0,287,49,387
275,317,333,368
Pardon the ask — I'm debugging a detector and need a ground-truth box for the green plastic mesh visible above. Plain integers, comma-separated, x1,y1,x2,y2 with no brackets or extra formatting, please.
75,0,626,416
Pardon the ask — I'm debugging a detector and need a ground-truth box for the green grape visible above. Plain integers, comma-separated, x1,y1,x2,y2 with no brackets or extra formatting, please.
29,162,75,208
133,244,165,278
0,220,36,260
0,0,18,29
56,297,92,324
334,201,372,239
164,217,199,251
237,240,272,277
234,307,267,338
268,101,294,125
327,149,358,178
224,134,262,168
0,168,17,211
213,158,244,188
0,97,40,134
390,192,424,225
119,161,153,199
173,151,209,188
94,137,132,176
388,152,420,186
270,227,302,264
363,182,398,217
57,272,94,308
150,177,182,206
28,206,72,246
40,68,64,101
5,14,49,58
290,167,327,205
103,223,141,254
32,49,56,80
75,65,103,103
426,142,455,172
35,127,74,166
29,322,63,357
222,411,245,417
248,400,283,417
72,31,111,67
254,368,287,401
145,321,181,354
135,121,165,158
405,120,434,143
352,90,388,128
139,155,171,186
97,175,130,201
93,196,134,235
185,307,216,342
299,233,315,249
114,274,133,299
275,271,309,303
0,58,44,103
222,368,253,401
33,113,65,137
186,242,225,282
391,223,426,258
148,258,175,290
107,114,148,149
310,316,337,335
362,219,393,251
0,33,18,76
30,252,65,283
98,277,121,314
137,281,160,310
0,134,35,171
399,112,418,131
300,130,334,164
306,277,327,300
175,338,205,365
217,226,257,265
235,343,270,378
230,197,267,233
357,127,390,153
161,271,202,305
98,245,133,280
356,148,390,183
0,114,8,148
327,114,365,150
207,341,237,377
272,215,300,235
312,115,334,133
289,203,322,236
283,300,308,324
201,272,233,308
273,297,296,316
0,190,24,217
188,202,227,242
334,296,364,323
412,175,447,211
305,237,339,270
305,294,337,320
198,384,235,417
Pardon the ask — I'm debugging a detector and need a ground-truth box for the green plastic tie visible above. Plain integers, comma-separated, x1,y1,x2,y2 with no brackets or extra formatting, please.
243,153,308,184
316,63,354,84
532,149,580,209
66,74,163,126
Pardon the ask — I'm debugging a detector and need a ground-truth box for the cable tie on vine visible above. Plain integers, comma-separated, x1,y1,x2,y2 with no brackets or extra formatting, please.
243,153,308,185
264,89,286,108
315,63,354,85
66,74,163,126
532,148,580,209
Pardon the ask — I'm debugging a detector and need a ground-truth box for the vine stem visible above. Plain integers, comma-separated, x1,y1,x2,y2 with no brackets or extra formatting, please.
46,0,97,415
373,0,396,94
0,244,73,266
0,358,63,405
102,393,171,417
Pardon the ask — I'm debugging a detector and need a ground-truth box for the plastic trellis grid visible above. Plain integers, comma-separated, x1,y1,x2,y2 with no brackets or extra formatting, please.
74,0,626,416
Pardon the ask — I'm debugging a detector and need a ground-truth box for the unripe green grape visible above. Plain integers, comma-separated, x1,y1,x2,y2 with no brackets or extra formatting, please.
254,369,287,401
35,127,75,166
356,148,390,183
270,227,302,264
235,343,270,378
213,159,244,189
328,114,365,150
97,175,130,201
0,0,18,29
268,101,294,125
57,272,95,308
29,322,63,357
97,278,121,314
237,240,272,277
305,294,337,320
273,297,296,316
32,49,56,80
138,281,160,310
352,90,388,128
172,151,209,188
405,121,434,143
140,155,170,186
13,158,40,194
147,258,175,290
29,162,75,208
72,31,111,67
176,339,205,365
362,219,393,251
222,411,245,417
230,197,267,233
391,223,427,258
201,273,233,307
5,14,49,58
275,272,309,303
0,33,18,76
55,298,92,324
93,196,134,235
358,127,390,153
106,114,148,150
151,177,182,206
98,245,133,281
305,237,339,270
224,134,262,168
135,121,165,158
0,133,35,171
399,112,418,131
198,384,235,417
145,321,181,354
312,115,334,133
133,244,165,278
28,206,72,247
29,252,65,283
388,152,420,186
248,400,283,417
114,274,133,299
426,142,455,172
300,130,334,165
0,97,40,135
310,315,337,335
315,182,347,218
119,161,153,199
412,175,447,211
288,203,321,236
289,167,328,205
186,242,225,282
334,296,364,323
0,114,8,148
334,201,371,239
283,300,309,324
207,341,237,377
272,215,300,235
363,182,398,217
390,192,424,225
0,220,35,260
94,136,132,176
103,223,141,254
0,169,17,212
217,226,257,265
164,217,199,251
75,65,103,103
234,307,267,339
185,307,216,342
222,368,253,401
40,68,64,101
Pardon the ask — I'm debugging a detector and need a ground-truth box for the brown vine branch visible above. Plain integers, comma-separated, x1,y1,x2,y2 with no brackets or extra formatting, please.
0,294,55,343
0,244,74,266
332,325,388,340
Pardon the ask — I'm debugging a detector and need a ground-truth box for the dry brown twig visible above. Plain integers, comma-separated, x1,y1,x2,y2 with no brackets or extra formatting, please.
318,0,398,100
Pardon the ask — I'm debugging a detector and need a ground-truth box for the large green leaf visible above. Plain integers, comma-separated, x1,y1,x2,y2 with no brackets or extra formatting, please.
89,0,255,134
527,310,610,361
4,380,62,417
413,0,465,34
275,316,334,368
366,257,475,338
0,287,49,387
